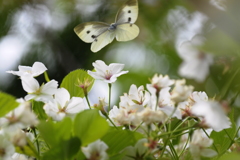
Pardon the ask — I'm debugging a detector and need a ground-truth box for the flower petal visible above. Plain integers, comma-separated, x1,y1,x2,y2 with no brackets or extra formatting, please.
32,62,47,76
21,76,39,93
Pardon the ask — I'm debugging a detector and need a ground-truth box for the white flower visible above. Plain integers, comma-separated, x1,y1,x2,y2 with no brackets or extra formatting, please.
120,85,151,109
178,91,208,117
6,61,47,77
189,129,217,160
138,107,167,125
171,79,194,103
109,105,142,127
0,134,15,160
7,129,27,147
191,101,231,132
158,87,182,119
188,91,208,105
147,74,175,95
88,60,128,83
21,75,58,103
176,36,213,82
0,99,38,131
11,153,34,160
123,139,148,160
82,139,108,160
43,88,86,121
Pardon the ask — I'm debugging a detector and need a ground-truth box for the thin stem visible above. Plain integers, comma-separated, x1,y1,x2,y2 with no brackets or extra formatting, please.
178,133,190,157
202,128,219,154
32,127,40,154
104,112,118,129
44,71,50,82
108,83,112,112
155,94,159,111
85,94,91,109
157,126,195,138
133,121,144,132
168,141,178,160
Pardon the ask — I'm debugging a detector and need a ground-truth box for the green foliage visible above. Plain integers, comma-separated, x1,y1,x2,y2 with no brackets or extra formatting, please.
210,110,237,156
60,69,94,98
73,109,109,146
38,117,73,147
0,91,19,117
42,137,81,160
15,138,40,159
38,117,81,159
32,101,48,120
218,153,240,160
102,129,143,155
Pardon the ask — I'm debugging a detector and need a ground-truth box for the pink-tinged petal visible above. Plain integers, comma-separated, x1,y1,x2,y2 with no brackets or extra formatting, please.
109,63,125,74
66,97,85,114
21,76,39,93
88,71,105,80
108,76,117,83
113,70,129,77
32,62,47,76
93,60,108,73
25,94,36,101
41,80,58,95
55,88,70,107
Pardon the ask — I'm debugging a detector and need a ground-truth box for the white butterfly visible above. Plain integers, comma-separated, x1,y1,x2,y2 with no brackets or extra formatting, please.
74,0,139,53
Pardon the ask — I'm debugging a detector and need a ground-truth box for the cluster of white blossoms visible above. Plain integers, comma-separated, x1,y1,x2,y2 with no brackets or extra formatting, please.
2,62,88,160
1,59,232,160
89,60,231,159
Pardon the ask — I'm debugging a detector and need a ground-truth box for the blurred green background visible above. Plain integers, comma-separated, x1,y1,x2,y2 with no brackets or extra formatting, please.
1,0,240,106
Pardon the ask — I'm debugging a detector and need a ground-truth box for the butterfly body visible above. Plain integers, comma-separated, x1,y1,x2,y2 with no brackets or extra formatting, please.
74,0,139,52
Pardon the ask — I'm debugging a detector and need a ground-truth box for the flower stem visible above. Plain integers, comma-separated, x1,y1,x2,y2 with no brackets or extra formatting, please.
108,83,112,112
32,127,40,154
44,71,50,82
85,94,91,109
104,112,118,129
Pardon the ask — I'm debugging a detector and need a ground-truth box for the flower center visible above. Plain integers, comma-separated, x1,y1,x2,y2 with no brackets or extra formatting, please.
105,70,112,80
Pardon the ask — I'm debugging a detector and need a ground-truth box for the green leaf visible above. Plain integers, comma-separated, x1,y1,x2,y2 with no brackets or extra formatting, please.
73,109,109,146
0,92,19,117
101,129,144,155
219,153,240,160
38,117,72,147
210,110,236,156
60,69,94,98
43,136,81,160
203,28,240,56
15,138,40,159
32,101,48,120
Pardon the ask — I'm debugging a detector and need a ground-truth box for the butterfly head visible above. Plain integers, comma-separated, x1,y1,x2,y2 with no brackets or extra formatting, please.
108,23,117,31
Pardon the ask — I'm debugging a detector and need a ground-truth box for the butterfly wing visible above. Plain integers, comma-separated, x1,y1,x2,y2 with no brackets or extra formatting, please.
115,23,139,41
74,22,109,43
91,31,115,52
115,0,138,24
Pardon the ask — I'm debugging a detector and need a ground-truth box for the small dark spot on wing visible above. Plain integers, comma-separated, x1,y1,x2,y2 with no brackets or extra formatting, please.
128,17,131,22
128,10,131,13
87,30,90,34
91,35,96,39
